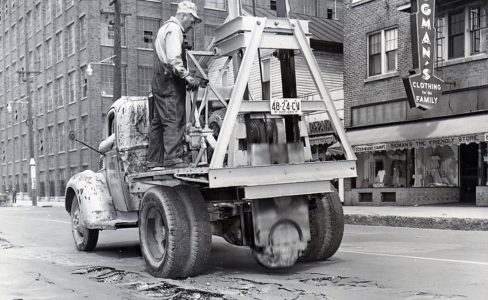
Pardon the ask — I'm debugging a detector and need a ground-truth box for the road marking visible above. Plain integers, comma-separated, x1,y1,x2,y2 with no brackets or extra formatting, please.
340,250,488,266
30,218,70,224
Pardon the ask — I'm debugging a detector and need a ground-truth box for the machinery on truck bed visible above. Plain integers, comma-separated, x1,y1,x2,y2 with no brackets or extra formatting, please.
65,0,357,278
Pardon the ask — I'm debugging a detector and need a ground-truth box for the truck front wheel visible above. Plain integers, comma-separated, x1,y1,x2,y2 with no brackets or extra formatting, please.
139,187,190,278
71,195,99,251
300,192,344,262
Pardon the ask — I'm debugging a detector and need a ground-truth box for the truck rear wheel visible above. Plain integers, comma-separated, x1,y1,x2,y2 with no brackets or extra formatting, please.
139,187,190,278
300,192,344,262
174,185,211,277
71,195,99,251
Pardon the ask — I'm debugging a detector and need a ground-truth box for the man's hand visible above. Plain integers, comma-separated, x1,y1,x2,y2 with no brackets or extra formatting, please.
185,76,200,91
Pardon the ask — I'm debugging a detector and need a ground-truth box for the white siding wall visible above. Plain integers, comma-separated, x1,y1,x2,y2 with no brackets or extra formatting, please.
203,48,344,121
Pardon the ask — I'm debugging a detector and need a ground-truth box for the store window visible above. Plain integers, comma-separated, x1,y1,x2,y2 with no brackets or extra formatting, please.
355,145,459,188
368,28,398,76
414,146,459,187
356,150,409,188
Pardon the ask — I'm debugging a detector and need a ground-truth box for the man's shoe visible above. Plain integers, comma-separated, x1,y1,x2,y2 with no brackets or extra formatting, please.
163,158,189,169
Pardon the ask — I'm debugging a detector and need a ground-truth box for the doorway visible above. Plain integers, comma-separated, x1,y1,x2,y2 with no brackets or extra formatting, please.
459,143,478,203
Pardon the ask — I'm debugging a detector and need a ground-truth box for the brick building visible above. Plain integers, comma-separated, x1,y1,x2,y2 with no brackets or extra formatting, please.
0,0,343,201
343,0,488,206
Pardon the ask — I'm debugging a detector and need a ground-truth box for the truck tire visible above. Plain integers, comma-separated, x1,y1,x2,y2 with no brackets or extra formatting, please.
174,185,212,277
299,192,344,262
71,195,99,251
139,187,190,278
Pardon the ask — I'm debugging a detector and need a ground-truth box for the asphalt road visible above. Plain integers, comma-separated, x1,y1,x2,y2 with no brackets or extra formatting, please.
0,206,487,300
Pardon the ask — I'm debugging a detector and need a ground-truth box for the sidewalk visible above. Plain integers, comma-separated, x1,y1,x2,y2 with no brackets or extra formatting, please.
343,204,488,231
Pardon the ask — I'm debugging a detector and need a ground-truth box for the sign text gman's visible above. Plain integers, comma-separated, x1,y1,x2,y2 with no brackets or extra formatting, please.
403,0,444,111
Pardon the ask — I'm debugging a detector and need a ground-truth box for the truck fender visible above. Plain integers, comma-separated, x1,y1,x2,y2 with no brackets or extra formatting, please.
65,170,117,229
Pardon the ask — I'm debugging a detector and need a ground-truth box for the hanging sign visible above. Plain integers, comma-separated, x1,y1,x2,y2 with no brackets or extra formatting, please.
403,0,443,110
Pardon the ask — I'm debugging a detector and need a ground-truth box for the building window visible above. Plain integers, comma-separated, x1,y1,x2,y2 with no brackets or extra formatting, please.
368,28,398,77
67,71,76,103
47,126,54,154
37,87,43,114
69,119,76,150
101,65,127,96
55,77,64,107
137,17,160,49
58,122,65,152
66,0,74,9
261,59,271,100
101,14,127,46
45,0,51,25
48,170,55,197
55,31,63,62
79,15,87,49
38,129,44,156
81,115,88,142
138,66,153,95
448,10,465,59
46,38,53,68
270,0,276,10
67,23,75,55
302,0,317,16
205,0,225,10
204,24,218,48
26,11,32,37
80,66,87,99
46,82,53,111
470,7,481,55
58,168,66,195
11,24,16,49
437,6,484,61
55,0,62,17
35,3,41,31
13,137,18,161
35,45,42,70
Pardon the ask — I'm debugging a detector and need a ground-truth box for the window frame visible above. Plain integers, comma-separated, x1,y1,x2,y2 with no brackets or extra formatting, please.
137,17,161,49
204,0,226,11
436,4,485,62
367,27,398,78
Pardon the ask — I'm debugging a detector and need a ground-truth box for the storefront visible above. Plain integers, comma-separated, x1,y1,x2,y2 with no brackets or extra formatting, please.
344,114,488,206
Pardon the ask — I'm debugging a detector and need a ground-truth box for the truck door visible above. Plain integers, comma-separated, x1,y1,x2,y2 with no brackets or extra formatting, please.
105,110,130,212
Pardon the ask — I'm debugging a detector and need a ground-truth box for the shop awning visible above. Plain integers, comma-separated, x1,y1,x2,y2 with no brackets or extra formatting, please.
347,114,488,153
309,135,336,146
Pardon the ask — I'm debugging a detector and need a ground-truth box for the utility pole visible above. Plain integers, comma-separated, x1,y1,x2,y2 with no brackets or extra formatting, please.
109,0,122,101
276,0,300,142
19,15,40,206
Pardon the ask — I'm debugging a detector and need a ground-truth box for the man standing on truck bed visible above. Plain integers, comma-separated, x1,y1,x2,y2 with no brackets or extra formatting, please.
147,0,202,170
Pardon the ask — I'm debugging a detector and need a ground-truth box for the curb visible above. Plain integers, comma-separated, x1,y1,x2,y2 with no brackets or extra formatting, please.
344,214,488,231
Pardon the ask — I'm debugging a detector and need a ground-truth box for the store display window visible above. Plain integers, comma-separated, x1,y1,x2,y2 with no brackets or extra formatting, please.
355,145,459,188
355,150,409,188
413,146,459,187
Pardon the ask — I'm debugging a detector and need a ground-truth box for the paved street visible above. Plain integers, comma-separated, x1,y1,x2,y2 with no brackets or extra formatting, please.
1,206,487,300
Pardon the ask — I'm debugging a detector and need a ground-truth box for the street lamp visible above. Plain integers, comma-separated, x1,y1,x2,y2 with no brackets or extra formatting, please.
85,55,117,77
6,99,29,114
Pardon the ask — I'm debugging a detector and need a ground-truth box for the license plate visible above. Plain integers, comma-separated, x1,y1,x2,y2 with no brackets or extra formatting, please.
270,98,302,115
